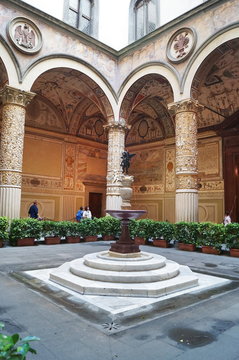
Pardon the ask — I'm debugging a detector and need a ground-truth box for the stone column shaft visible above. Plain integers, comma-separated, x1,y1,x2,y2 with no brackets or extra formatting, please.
0,85,35,219
105,119,128,210
168,99,203,222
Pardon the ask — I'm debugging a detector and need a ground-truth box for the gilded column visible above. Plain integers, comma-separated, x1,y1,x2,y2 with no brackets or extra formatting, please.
0,85,35,219
105,118,129,210
168,99,203,222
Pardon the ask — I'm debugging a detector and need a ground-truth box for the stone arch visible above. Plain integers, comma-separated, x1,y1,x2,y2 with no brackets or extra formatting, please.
0,37,19,86
182,26,239,98
18,56,117,122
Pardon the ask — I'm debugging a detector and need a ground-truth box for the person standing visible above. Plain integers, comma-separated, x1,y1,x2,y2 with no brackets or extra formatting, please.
76,206,84,222
28,200,39,219
83,206,92,219
223,211,231,226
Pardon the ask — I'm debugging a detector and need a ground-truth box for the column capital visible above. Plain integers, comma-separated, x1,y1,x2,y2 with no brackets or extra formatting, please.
0,85,35,108
104,118,131,132
168,98,204,115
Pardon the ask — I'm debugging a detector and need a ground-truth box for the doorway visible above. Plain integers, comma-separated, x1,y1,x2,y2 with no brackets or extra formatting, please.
89,192,102,218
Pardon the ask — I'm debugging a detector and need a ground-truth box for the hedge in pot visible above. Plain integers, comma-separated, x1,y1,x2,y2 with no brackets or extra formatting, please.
174,222,198,251
81,218,100,241
152,221,174,248
98,216,120,240
197,222,225,254
225,222,239,257
41,220,62,245
129,218,154,245
9,218,42,246
0,217,9,248
58,221,81,243
0,321,39,360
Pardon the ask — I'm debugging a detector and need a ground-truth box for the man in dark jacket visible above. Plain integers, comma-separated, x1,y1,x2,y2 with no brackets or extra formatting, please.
28,200,39,219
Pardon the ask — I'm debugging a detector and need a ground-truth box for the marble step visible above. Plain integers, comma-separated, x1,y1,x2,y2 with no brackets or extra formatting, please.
70,258,180,283
83,251,166,271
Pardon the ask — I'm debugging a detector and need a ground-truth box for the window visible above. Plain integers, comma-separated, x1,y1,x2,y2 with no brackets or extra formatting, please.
66,0,94,36
129,0,159,42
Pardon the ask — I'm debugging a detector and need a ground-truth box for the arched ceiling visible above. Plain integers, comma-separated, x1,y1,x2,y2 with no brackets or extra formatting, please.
121,74,174,146
26,67,113,143
192,38,239,130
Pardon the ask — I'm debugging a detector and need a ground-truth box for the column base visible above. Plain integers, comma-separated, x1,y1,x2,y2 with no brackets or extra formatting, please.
176,189,198,222
0,187,21,219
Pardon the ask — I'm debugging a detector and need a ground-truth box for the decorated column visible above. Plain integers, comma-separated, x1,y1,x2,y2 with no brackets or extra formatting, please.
105,118,129,210
168,99,203,222
0,85,35,219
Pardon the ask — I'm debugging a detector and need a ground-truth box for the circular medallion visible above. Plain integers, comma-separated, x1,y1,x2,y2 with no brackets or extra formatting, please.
94,119,104,136
167,27,197,63
138,119,149,138
7,17,43,54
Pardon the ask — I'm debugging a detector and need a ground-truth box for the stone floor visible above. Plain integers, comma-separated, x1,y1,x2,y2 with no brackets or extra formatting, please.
1,241,239,360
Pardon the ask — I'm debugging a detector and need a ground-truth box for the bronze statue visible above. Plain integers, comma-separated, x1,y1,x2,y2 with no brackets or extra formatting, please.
120,150,136,174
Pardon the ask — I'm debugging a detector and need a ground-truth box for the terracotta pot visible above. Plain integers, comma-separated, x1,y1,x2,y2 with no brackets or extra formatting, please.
178,243,196,252
153,239,169,248
44,236,61,245
134,236,146,245
17,237,35,246
84,235,98,242
102,235,115,241
230,248,239,257
201,246,221,255
66,236,80,243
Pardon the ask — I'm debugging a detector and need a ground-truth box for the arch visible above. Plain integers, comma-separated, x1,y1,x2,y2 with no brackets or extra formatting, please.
118,62,180,111
0,37,20,86
18,56,118,121
182,26,239,99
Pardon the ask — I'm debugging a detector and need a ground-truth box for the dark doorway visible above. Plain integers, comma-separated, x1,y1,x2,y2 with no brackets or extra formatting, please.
89,192,102,218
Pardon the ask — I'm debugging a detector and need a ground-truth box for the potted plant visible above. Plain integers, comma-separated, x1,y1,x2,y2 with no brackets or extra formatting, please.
41,220,62,245
174,222,198,251
152,221,174,248
0,217,9,248
9,218,42,246
81,218,100,242
98,216,120,240
225,222,239,257
129,218,154,245
59,221,81,243
197,222,225,254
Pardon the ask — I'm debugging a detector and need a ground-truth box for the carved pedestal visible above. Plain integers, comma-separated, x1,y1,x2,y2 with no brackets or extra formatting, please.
120,175,134,209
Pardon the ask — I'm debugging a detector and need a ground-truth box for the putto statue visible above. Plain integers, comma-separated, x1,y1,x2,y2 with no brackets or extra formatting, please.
120,150,136,174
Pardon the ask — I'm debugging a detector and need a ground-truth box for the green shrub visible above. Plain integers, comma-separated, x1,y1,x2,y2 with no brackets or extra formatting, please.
197,222,225,250
174,222,199,245
225,222,239,249
41,220,62,238
152,221,174,241
9,218,42,246
129,218,155,239
98,216,120,236
0,322,39,360
0,217,9,242
80,218,101,237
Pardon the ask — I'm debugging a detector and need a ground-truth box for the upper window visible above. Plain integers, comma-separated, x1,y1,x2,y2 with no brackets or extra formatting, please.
135,0,157,40
66,0,96,36
129,0,159,42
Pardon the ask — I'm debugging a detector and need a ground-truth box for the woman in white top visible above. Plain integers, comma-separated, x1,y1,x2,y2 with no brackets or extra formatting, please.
83,206,92,219
223,211,231,226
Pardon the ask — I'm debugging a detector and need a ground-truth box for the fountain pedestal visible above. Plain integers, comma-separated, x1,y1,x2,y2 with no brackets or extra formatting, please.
106,209,146,254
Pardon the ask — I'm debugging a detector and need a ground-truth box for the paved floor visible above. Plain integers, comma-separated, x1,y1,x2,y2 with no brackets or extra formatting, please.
1,241,239,360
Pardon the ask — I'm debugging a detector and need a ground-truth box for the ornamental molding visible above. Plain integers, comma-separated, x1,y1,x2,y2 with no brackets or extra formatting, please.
7,17,43,54
167,27,197,63
168,98,204,115
0,86,35,107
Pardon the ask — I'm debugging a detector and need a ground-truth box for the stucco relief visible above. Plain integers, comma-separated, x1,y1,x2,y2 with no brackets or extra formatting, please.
133,184,163,194
22,176,62,189
176,174,198,190
130,148,164,186
0,171,22,187
64,143,76,190
165,149,175,192
200,180,224,191
198,142,220,177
